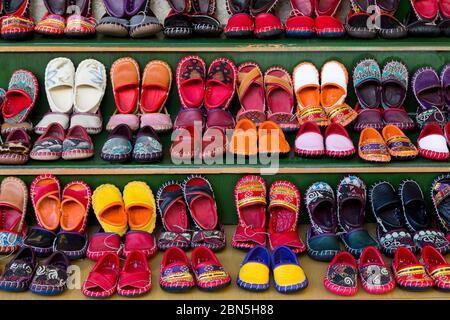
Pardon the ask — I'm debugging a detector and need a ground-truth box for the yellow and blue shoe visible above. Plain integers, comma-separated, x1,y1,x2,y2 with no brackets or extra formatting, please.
272,246,308,293
237,245,270,291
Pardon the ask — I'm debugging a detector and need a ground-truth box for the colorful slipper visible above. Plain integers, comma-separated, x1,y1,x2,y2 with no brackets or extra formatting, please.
184,175,225,251
237,246,270,291
417,123,450,161
272,246,308,293
86,231,122,261
123,230,157,259
399,179,450,254
422,245,450,291
1,13,34,41
268,180,305,253
232,175,267,249
358,246,395,294
324,123,355,158
65,14,96,37
392,247,434,291
431,174,450,237
224,13,254,38
229,119,258,157
353,59,381,110
191,246,231,291
205,58,237,111
129,7,162,38
382,124,418,160
202,127,227,161
264,66,298,132
258,120,291,156
92,184,128,236
337,176,378,258
293,62,329,127
82,252,120,298
30,251,69,296
285,0,315,38
177,55,206,109
321,61,357,127
170,125,202,161
324,251,358,296
0,129,31,164
96,15,129,37
254,12,285,39
294,121,325,157
61,125,94,160
107,57,140,132
160,247,195,292
132,126,163,163
358,128,391,163
101,124,133,162
117,251,152,297
1,69,38,135
30,122,65,161
305,182,340,261
354,106,384,132
35,13,66,36
0,176,28,253
314,0,345,38
236,62,266,125
71,59,106,134
123,181,156,234
442,64,450,109
30,174,61,232
157,181,191,251
139,60,173,133
0,247,37,292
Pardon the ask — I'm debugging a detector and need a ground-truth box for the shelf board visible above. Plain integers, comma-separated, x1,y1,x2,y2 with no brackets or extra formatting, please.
2,35,450,52
2,225,448,301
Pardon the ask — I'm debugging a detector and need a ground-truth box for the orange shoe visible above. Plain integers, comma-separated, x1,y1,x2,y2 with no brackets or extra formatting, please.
229,118,258,157
358,128,391,163
258,121,291,155
382,124,418,160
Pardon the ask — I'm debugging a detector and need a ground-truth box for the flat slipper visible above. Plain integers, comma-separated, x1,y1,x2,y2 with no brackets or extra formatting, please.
358,127,391,163
0,129,31,165
392,247,433,291
177,55,206,109
205,58,237,111
132,126,163,163
285,0,314,38
224,13,254,38
359,246,395,294
62,125,94,160
30,251,69,295
159,247,195,292
422,245,450,291
324,252,358,296
431,174,450,237
324,123,355,158
417,123,450,160
117,251,152,297
101,124,133,162
123,181,157,233
0,247,37,292
382,124,418,160
237,246,270,291
229,118,258,157
96,15,130,37
30,174,61,232
353,59,381,109
294,121,325,157
191,246,231,291
82,252,120,298
258,120,291,156
272,246,308,293
254,12,284,39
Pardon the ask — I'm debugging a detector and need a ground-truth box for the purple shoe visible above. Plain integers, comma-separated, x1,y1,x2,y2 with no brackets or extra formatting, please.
0,247,37,292
125,0,147,17
30,251,69,296
413,66,446,128
132,125,163,163
102,0,126,18
441,64,450,114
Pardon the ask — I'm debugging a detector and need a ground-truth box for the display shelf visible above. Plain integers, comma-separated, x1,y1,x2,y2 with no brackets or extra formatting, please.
1,36,450,52
2,225,448,301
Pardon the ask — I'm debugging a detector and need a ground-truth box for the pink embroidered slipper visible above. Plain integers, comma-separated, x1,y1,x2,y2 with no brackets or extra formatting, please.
160,247,195,292
422,245,450,291
191,246,231,291
117,251,152,297
324,123,355,158
324,251,359,296
417,123,450,161
294,121,325,157
232,175,267,249
268,180,305,253
358,246,395,294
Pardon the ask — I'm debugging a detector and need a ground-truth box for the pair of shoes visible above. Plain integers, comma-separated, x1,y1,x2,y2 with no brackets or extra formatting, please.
358,125,418,163
286,0,345,38
157,175,225,251
0,0,34,40
97,0,161,38
36,58,106,135
36,0,96,37
92,181,157,236
224,0,283,38
229,119,290,156
417,123,450,160
324,247,395,296
235,62,298,131
306,176,378,261
102,124,163,163
0,128,31,164
1,69,38,135
164,0,222,38
432,174,450,240
295,121,355,158
232,176,305,253
238,246,308,293
87,228,157,260
413,64,450,128
23,174,90,259
370,180,450,257
83,251,151,298
294,61,357,128
0,177,27,253
160,246,231,292
0,248,69,295
31,123,94,161
353,59,415,132
404,0,450,36
346,0,407,39
392,245,450,291
107,58,173,133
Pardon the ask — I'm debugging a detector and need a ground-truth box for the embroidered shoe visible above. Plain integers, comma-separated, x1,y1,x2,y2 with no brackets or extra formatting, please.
358,246,395,294
160,247,195,292
30,251,69,295
191,246,231,291
324,251,358,296
0,247,37,292
431,174,450,239
392,247,434,291
422,245,450,291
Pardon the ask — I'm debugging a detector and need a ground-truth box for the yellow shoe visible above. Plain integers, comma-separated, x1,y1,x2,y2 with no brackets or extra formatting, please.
123,181,156,233
272,246,308,293
92,184,128,236
237,246,270,291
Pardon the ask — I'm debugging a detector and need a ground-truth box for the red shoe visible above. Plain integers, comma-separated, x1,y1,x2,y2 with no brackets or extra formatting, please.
359,246,395,294
254,12,284,38
417,123,450,161
86,231,122,261
268,180,305,253
324,251,358,296
117,251,152,297
191,246,231,291
82,252,120,298
314,0,345,38
232,175,267,249
204,58,237,111
392,247,434,291
176,55,206,109
285,0,315,38
123,231,157,259
160,247,195,292
422,245,450,291
224,13,254,38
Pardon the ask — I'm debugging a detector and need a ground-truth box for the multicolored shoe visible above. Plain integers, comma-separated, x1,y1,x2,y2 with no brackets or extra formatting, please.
431,174,450,240
237,245,270,292
272,246,308,293
324,251,358,296
392,247,434,291
191,246,231,291
422,245,450,292
358,246,395,295
160,247,195,292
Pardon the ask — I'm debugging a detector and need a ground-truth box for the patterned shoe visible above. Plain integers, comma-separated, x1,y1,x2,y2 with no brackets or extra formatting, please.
0,247,37,292
65,14,96,37
358,128,391,163
392,247,434,291
62,125,94,160
160,247,195,292
1,13,34,40
101,124,133,162
35,13,66,36
30,251,69,295
191,246,231,291
30,123,65,161
422,245,450,291
237,246,270,292
431,174,450,239
382,125,418,160
324,251,358,296
358,246,395,295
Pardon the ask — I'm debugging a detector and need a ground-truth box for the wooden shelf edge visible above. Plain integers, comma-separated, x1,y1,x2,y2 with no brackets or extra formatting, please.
2,166,450,175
